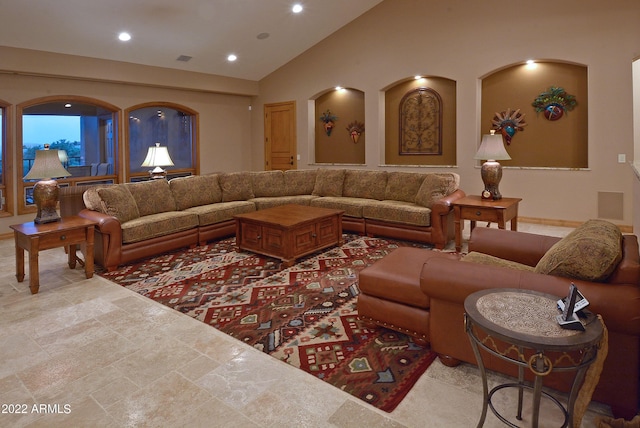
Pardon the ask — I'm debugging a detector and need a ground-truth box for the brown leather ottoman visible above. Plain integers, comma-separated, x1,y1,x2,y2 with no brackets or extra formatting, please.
358,247,460,344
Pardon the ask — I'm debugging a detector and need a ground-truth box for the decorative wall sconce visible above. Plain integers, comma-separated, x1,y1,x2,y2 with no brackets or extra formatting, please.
491,108,527,145
319,110,338,136
532,86,577,121
346,121,365,143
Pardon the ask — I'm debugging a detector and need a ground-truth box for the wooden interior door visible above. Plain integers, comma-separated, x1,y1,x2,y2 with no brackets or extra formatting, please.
264,101,296,171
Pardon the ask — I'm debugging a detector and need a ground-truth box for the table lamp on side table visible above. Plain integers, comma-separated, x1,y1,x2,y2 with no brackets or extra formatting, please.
23,145,71,224
474,130,511,200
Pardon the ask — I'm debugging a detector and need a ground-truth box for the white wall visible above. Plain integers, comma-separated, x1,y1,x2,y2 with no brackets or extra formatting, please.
254,0,640,227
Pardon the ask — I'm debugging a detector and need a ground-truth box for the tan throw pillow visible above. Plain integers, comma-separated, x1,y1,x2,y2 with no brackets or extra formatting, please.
342,170,387,200
312,169,345,197
535,219,623,282
83,187,104,212
415,173,460,208
251,170,285,197
219,172,255,202
96,186,140,223
283,169,317,195
462,251,534,272
126,179,177,216
170,174,222,210
385,172,426,202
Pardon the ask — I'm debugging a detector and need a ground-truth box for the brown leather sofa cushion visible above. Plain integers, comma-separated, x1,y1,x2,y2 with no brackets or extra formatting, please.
535,219,623,282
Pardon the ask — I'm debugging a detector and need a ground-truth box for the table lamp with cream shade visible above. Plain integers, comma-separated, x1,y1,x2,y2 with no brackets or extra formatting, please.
141,142,174,179
474,130,511,200
23,144,71,223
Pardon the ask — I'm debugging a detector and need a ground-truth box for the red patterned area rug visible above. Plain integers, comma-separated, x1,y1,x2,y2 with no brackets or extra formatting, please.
99,234,437,412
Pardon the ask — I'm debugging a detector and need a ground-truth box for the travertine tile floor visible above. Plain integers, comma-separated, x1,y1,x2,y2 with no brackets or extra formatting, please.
0,221,617,427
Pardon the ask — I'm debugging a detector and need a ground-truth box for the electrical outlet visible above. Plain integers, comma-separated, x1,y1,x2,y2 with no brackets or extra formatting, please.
618,154,626,163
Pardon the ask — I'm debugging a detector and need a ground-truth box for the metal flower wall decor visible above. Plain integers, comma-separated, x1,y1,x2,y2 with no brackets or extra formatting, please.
491,108,527,145
319,110,338,136
346,121,365,143
532,86,577,121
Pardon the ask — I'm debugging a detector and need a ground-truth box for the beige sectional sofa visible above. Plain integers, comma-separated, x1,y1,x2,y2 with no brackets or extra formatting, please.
79,168,465,271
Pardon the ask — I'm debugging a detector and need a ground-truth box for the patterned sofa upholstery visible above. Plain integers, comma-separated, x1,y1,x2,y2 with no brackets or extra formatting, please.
78,168,465,271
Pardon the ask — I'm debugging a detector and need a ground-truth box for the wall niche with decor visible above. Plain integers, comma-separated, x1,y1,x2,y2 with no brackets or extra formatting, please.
481,61,588,168
384,76,457,166
314,88,365,164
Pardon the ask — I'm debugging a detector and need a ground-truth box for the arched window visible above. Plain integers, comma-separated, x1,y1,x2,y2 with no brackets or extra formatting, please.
125,102,198,181
0,99,12,217
17,96,119,214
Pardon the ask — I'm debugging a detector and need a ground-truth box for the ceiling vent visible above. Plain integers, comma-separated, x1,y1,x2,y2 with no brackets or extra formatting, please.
176,55,192,62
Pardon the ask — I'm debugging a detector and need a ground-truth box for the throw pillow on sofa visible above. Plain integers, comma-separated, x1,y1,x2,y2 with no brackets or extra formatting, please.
534,219,623,282
219,172,255,202
170,174,222,210
125,179,177,216
96,186,140,223
312,169,345,197
462,251,535,272
384,172,426,202
415,173,460,208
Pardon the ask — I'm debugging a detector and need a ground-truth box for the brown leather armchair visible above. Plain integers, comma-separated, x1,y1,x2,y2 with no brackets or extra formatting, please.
421,226,640,420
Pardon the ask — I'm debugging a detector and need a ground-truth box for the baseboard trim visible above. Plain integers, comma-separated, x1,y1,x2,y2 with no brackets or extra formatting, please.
519,217,633,233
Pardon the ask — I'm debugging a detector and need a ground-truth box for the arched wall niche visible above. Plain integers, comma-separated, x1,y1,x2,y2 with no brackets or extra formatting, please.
480,60,588,168
384,76,457,166
313,87,365,164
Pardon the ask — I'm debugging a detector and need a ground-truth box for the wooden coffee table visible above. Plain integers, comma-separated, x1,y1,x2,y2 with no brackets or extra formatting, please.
234,204,343,266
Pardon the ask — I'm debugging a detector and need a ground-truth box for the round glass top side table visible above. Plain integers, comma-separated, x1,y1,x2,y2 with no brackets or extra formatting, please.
464,288,603,428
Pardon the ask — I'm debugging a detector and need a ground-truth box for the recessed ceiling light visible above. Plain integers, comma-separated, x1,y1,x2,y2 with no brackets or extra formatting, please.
64,103,72,108
227,54,237,62
118,32,131,42
257,32,270,40
414,75,422,80
292,4,303,13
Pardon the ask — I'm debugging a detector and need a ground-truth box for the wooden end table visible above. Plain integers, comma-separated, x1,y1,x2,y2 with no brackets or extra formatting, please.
10,216,97,294
464,289,603,427
452,195,522,252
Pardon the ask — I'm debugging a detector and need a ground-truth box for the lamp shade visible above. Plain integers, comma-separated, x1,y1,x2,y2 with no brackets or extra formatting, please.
474,132,511,161
141,143,174,168
24,148,71,180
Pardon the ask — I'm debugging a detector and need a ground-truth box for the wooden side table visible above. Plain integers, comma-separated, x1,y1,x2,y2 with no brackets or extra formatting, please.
452,195,522,252
464,289,603,427
10,216,97,294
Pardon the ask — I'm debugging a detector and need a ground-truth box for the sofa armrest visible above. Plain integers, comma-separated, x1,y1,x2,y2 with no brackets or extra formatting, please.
78,208,123,270
420,257,640,337
430,188,466,217
79,209,122,238
468,227,561,267
426,189,466,248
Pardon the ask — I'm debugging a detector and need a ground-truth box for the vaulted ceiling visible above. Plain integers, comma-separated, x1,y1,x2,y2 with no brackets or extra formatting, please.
0,0,383,81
